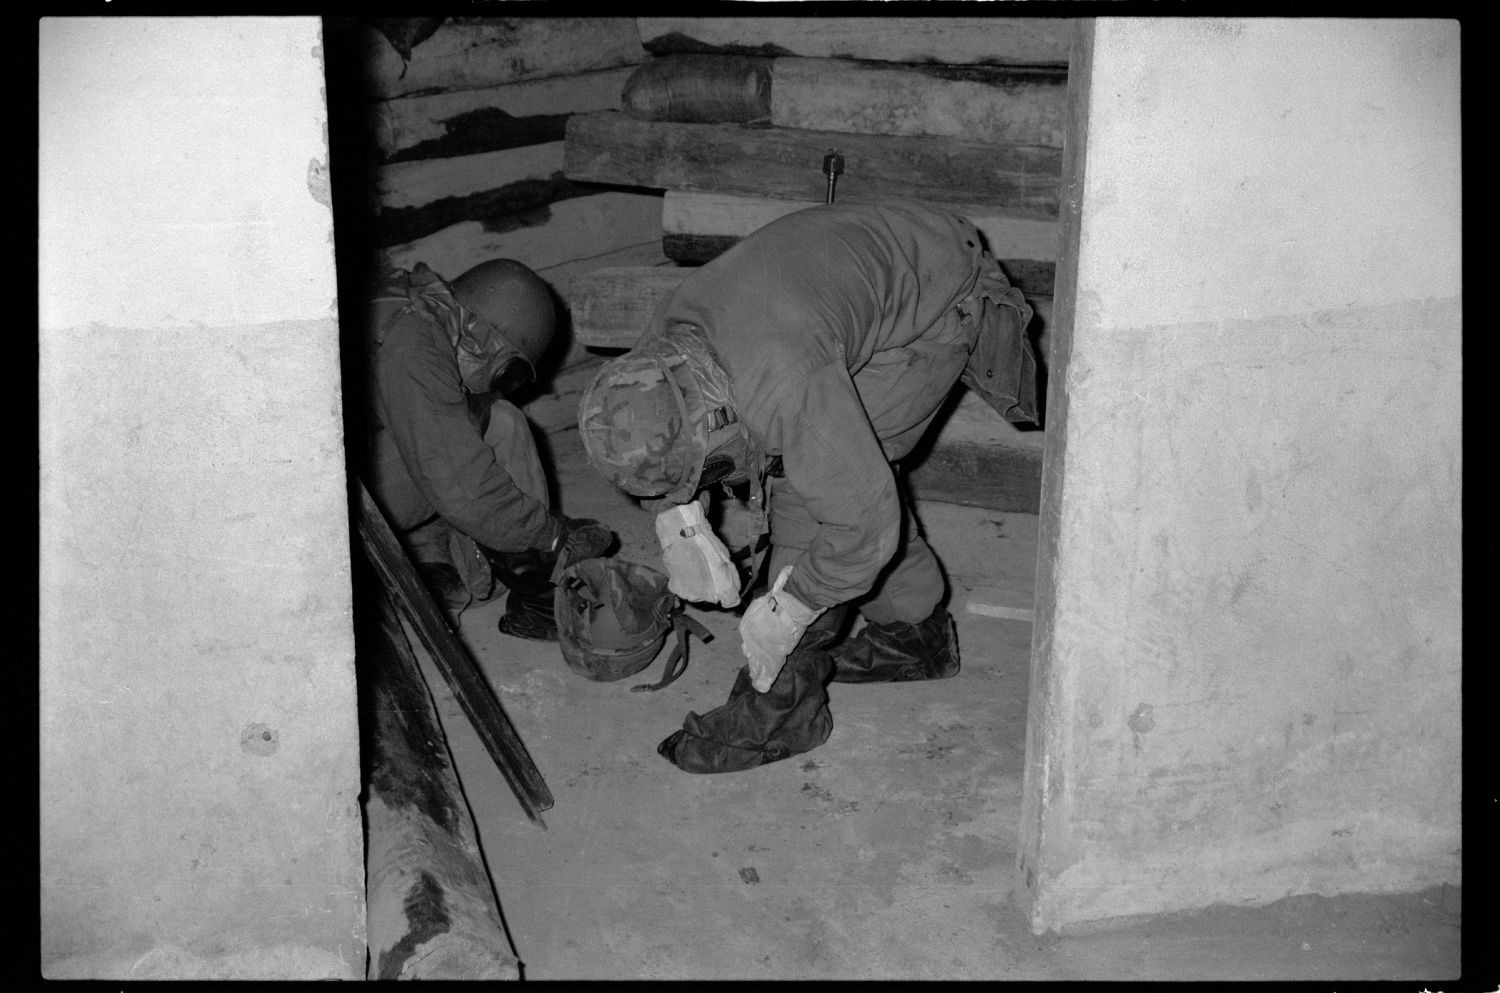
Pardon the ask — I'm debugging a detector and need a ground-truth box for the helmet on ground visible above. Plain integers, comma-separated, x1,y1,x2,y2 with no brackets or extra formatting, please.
555,557,677,682
450,258,556,392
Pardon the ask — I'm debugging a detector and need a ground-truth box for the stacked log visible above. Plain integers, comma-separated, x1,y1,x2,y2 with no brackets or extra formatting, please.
326,17,668,369
561,17,1069,512
359,561,519,979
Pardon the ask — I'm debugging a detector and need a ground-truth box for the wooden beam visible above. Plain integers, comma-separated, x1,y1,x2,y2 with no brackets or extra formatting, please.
569,265,690,350
358,18,647,100
362,572,520,979
370,67,633,160
905,436,1044,514
355,479,553,825
379,191,665,281
637,17,1073,66
537,243,677,372
564,111,1062,215
570,264,1054,354
622,54,772,123
373,176,589,251
661,192,1060,260
376,142,566,211
771,58,1068,148
658,192,1058,292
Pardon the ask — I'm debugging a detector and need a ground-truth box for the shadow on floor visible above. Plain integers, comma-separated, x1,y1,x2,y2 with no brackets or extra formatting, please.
395,372,1462,981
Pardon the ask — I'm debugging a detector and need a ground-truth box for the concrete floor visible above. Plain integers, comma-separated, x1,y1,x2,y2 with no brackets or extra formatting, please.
404,359,1462,981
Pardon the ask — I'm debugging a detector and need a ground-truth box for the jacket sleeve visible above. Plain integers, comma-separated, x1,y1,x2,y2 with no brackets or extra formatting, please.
376,321,555,553
757,361,902,611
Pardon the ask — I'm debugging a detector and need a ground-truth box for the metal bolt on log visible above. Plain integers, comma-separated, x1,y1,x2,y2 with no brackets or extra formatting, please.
822,148,844,203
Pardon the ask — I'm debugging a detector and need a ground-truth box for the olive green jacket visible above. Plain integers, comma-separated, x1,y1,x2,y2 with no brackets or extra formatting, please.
651,201,1038,610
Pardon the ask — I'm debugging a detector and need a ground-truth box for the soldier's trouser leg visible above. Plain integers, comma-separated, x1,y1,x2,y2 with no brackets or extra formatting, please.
478,398,561,639
366,428,475,616
364,398,552,620
766,473,958,684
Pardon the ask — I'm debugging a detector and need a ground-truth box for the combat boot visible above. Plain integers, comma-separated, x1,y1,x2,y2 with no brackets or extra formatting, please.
415,560,473,624
657,604,849,774
829,605,960,683
485,548,559,641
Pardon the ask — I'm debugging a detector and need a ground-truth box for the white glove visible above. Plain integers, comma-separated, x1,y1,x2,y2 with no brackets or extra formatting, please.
655,499,741,607
739,565,824,692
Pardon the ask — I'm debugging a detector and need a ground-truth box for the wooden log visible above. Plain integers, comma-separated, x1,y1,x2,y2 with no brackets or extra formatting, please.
904,436,1044,514
569,265,690,350
659,192,1059,291
536,242,675,299
361,569,520,980
536,243,677,374
662,192,1060,260
355,478,554,825
771,58,1068,148
359,18,647,100
373,175,589,251
370,67,634,160
621,54,772,123
379,191,665,281
637,17,1073,66
563,111,1062,216
377,142,566,211
570,264,1054,355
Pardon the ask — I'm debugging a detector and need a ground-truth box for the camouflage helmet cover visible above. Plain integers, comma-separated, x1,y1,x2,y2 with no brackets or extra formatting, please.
578,334,714,504
555,557,676,682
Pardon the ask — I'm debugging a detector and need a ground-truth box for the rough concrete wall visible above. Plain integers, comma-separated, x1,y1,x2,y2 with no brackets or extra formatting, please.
39,19,364,978
1021,19,1461,932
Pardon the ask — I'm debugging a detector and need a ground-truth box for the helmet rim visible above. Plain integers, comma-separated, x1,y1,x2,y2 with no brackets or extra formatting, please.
554,557,676,682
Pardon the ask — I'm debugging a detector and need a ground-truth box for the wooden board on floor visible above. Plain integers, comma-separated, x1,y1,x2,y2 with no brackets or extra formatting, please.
359,18,647,100
355,479,553,825
770,57,1068,148
563,111,1062,216
370,67,633,160
637,16,1073,66
379,192,665,281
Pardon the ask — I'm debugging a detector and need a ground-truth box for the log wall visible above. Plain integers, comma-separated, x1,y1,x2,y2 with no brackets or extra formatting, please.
557,18,1071,511
327,17,663,371
333,16,1069,509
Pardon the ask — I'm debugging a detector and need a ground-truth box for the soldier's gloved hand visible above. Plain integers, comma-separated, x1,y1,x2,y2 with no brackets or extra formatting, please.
655,498,741,607
738,565,823,692
546,516,615,580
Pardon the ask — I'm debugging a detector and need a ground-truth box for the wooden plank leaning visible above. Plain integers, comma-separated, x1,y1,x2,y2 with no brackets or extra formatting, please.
354,477,555,827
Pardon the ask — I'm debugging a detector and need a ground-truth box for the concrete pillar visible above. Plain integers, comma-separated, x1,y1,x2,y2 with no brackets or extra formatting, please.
39,19,364,977
1020,19,1461,932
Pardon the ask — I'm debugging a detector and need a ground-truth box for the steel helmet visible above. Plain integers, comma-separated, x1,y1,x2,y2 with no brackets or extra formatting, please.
579,325,741,504
555,557,711,689
450,258,556,390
